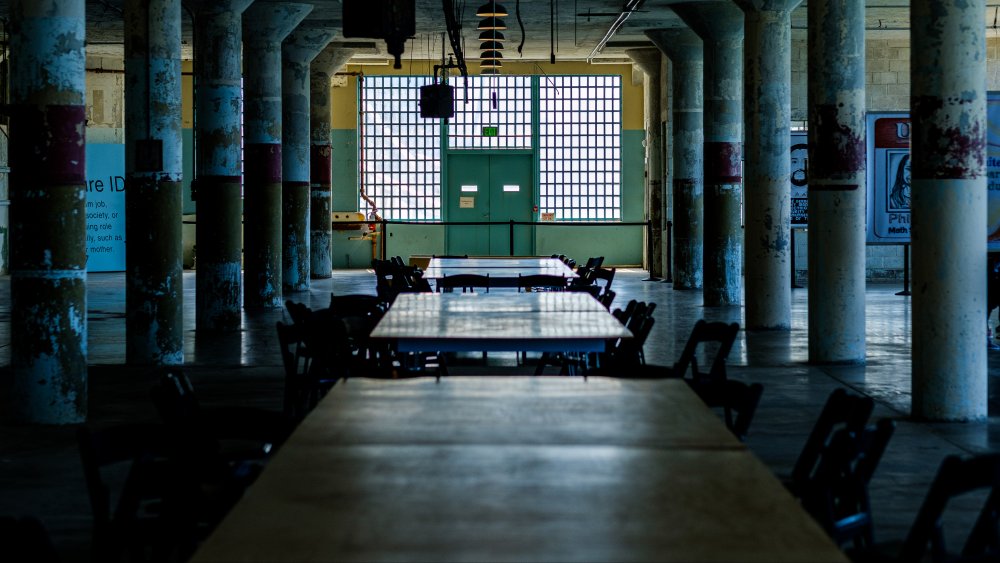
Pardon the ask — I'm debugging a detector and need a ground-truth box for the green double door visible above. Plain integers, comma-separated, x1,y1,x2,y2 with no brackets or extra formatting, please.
446,153,534,256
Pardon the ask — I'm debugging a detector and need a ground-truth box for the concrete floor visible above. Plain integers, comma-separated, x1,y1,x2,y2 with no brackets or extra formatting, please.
1,268,999,561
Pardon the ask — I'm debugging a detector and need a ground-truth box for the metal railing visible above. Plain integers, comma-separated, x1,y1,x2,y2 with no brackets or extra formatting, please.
333,219,652,263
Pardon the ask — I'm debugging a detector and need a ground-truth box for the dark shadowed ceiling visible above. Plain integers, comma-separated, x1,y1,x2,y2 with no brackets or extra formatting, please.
15,1,1000,65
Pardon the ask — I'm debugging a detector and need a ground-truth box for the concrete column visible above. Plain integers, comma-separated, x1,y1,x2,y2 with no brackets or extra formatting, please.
627,48,665,280
310,44,354,279
911,0,987,420
807,0,866,363
9,0,87,424
283,23,337,292
191,0,254,331
737,0,801,330
647,28,704,291
671,2,744,307
124,0,183,365
242,2,312,309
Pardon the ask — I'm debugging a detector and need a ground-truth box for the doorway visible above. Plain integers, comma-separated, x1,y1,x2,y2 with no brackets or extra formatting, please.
446,153,534,256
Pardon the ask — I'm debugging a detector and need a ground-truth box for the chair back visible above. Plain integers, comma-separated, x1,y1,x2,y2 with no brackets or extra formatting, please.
598,289,616,310
900,453,1000,562
790,388,876,492
284,300,313,327
437,273,490,293
714,380,764,441
593,267,616,293
77,423,172,561
797,419,895,548
276,321,311,418
672,319,740,387
604,301,656,368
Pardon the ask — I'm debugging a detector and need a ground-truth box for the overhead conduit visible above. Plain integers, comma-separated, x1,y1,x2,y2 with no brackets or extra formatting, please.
586,0,646,63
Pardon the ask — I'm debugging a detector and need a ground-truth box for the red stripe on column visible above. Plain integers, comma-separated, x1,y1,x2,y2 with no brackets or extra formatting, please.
10,105,86,184
245,144,282,184
310,145,332,185
705,142,742,184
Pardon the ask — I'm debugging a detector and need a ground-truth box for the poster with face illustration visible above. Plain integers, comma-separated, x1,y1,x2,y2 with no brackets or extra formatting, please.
790,132,808,227
866,113,911,243
987,92,1000,252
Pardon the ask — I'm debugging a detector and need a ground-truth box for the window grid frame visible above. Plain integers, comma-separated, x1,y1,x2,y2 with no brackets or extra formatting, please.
358,74,623,223
359,75,442,222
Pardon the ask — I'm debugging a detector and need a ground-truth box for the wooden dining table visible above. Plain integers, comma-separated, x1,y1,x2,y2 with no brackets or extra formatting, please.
192,377,847,563
369,291,631,353
422,257,578,288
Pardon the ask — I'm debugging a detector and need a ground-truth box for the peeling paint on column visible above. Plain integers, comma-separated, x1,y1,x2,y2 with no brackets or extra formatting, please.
911,0,987,421
311,46,353,279
9,0,88,424
627,48,664,279
812,104,866,177
671,2,744,307
243,2,313,308
807,0,867,364
648,28,704,291
124,0,184,365
191,0,254,331
736,0,801,330
283,23,337,291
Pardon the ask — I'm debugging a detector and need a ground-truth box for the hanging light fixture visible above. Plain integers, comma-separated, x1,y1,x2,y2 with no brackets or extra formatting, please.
476,1,509,17
480,67,501,75
480,59,502,67
477,17,507,30
480,40,504,51
480,50,503,60
479,30,505,41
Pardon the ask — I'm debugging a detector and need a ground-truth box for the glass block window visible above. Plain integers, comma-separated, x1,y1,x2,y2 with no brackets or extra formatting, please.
539,75,622,221
359,75,442,221
449,75,532,149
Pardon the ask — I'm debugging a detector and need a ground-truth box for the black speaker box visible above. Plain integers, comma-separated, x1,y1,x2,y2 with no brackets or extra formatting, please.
419,83,455,119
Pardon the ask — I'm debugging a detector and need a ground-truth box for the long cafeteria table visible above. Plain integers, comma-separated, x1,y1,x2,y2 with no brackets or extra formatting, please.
422,257,578,287
370,291,632,353
191,377,847,562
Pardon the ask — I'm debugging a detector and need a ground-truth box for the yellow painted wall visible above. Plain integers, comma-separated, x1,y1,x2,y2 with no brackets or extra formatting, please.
182,60,194,128
331,61,643,130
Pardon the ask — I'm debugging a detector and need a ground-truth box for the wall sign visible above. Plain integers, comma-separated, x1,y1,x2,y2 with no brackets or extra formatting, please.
988,92,1000,252
866,112,911,243
86,144,126,272
790,131,808,227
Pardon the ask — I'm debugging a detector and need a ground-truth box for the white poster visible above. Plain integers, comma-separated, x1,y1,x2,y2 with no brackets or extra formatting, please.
866,112,911,243
86,144,126,272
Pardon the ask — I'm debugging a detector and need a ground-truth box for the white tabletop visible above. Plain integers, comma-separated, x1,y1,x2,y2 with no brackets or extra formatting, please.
192,378,847,563
370,292,631,352
423,257,578,284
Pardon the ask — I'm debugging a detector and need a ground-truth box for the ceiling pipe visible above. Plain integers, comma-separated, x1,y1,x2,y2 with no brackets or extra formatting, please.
587,0,646,63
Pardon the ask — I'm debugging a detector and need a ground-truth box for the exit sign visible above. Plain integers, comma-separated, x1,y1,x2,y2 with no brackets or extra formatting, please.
482,126,499,137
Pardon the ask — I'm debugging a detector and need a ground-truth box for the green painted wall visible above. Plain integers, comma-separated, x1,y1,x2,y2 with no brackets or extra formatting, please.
382,224,446,260
332,128,358,213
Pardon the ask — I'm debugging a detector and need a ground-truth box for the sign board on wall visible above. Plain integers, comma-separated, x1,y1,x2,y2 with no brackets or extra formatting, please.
86,144,126,272
988,92,1000,251
791,132,808,226
867,102,1000,246
866,112,911,243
